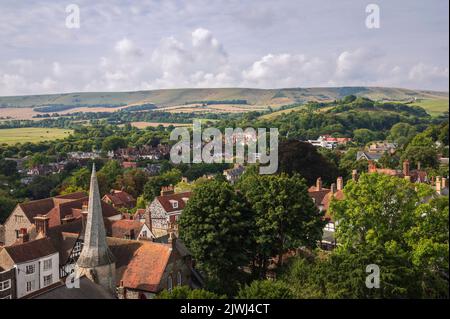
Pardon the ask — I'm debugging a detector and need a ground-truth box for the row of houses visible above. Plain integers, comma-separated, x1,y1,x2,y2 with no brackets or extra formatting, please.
0,166,201,299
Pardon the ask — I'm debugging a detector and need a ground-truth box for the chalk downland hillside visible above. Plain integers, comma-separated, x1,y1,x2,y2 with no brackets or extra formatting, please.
0,87,448,117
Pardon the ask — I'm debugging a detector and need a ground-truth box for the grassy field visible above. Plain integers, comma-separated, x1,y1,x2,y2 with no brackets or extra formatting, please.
0,128,73,145
412,98,449,116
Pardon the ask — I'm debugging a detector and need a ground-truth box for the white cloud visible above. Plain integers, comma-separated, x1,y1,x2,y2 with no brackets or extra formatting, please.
114,38,143,59
242,53,331,88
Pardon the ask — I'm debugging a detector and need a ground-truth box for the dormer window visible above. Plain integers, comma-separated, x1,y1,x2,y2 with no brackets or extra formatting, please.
169,200,178,209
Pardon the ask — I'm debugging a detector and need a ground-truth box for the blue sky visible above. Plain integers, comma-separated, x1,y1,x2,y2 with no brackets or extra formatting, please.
0,0,448,95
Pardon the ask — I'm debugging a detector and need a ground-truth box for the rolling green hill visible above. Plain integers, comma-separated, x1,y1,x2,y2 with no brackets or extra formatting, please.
0,87,448,115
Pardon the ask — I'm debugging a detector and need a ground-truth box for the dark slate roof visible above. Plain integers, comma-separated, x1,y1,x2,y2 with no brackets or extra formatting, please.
357,151,383,161
4,238,57,264
30,277,115,299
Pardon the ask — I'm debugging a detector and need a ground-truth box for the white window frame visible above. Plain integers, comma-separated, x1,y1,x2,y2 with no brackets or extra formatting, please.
25,264,35,275
43,274,53,287
43,258,52,271
1,295,11,299
0,279,11,291
26,280,35,292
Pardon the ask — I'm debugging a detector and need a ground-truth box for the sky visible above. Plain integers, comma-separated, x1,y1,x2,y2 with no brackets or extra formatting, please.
0,0,448,96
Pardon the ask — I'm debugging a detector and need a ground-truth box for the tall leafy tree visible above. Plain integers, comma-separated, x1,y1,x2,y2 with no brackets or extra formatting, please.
236,280,294,299
278,140,338,186
178,180,253,295
239,173,325,278
329,173,449,298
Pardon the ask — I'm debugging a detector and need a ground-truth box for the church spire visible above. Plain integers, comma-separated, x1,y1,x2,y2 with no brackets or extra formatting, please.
76,164,116,294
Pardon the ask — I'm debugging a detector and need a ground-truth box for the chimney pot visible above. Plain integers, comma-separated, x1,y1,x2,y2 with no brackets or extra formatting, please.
316,177,322,191
441,177,447,189
352,170,358,182
337,177,344,191
330,183,336,194
436,176,442,194
403,160,410,177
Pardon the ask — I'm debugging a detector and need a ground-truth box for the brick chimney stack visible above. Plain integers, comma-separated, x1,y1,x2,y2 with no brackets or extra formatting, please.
160,185,175,196
368,161,377,173
316,178,322,191
337,177,344,191
403,160,410,177
34,215,50,237
330,183,336,194
442,177,447,189
436,176,442,195
352,170,358,182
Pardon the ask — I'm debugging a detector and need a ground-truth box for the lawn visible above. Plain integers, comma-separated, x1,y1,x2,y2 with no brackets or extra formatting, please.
0,128,73,145
412,98,449,116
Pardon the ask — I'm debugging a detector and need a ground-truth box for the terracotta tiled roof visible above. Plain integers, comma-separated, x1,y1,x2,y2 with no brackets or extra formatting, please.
108,238,172,292
308,187,331,207
4,238,57,264
156,192,191,213
321,190,346,218
17,192,119,228
103,190,135,207
106,219,144,239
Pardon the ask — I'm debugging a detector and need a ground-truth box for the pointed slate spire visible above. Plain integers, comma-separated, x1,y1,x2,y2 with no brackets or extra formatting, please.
77,164,115,268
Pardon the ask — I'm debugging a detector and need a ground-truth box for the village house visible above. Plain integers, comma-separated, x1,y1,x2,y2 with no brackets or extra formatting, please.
356,151,383,162
367,141,397,154
308,175,350,249
0,165,200,299
223,163,245,184
307,135,352,149
0,266,16,299
0,237,59,298
1,192,121,246
105,219,153,241
122,161,138,169
67,151,101,161
368,160,429,183
102,190,136,209
145,186,191,238
115,144,170,161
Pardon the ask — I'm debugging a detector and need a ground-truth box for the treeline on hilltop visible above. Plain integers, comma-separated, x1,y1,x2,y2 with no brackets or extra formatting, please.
184,99,248,105
33,103,128,113
215,95,445,142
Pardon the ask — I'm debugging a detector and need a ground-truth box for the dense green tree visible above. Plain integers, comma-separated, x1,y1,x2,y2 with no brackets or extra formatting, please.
239,173,325,277
156,286,225,299
97,160,123,195
101,135,127,151
236,280,294,299
0,192,17,223
178,180,253,295
115,168,149,198
278,140,338,186
0,159,17,177
27,153,49,168
142,169,182,201
353,128,379,145
388,123,417,146
401,133,438,168
27,175,61,199
328,173,448,298
62,167,91,194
